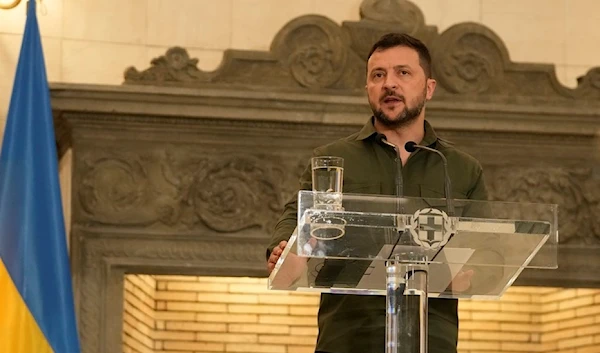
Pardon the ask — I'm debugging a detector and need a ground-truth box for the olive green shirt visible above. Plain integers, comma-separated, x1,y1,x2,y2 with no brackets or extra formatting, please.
268,118,489,353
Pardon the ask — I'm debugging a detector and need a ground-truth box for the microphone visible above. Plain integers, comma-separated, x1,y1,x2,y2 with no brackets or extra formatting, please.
376,133,402,198
405,141,455,216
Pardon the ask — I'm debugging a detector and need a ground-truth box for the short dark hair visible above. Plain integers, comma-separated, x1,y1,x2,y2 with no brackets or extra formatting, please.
367,33,432,78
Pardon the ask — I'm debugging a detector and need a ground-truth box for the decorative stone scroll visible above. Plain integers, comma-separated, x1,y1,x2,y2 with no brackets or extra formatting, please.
76,146,308,233
487,167,600,245
72,139,600,246
124,0,600,101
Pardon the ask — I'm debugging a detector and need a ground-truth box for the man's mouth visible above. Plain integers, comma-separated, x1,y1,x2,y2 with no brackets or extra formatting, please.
381,96,403,104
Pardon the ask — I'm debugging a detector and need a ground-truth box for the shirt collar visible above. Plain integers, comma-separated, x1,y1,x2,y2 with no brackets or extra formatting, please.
355,116,379,140
355,117,439,148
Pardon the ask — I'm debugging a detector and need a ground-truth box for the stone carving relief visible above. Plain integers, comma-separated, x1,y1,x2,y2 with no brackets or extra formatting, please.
76,142,600,246
432,23,506,94
77,146,308,234
124,47,206,83
83,238,266,267
576,67,600,98
78,269,100,353
360,0,425,32
345,0,437,59
122,0,600,101
270,15,349,89
79,151,174,227
486,167,600,245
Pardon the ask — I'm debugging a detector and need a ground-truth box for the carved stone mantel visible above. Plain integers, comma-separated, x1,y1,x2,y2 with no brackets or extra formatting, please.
51,1,600,353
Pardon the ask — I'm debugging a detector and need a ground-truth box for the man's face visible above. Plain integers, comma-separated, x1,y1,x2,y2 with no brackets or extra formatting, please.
366,46,436,128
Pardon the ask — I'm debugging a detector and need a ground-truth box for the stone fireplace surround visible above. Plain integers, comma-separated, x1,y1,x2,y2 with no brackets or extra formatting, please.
50,1,600,352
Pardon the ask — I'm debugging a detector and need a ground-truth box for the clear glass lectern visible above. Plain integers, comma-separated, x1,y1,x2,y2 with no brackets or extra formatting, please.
268,191,558,353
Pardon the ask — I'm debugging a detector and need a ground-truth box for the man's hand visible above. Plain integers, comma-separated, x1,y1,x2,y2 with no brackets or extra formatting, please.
267,240,287,274
449,269,474,293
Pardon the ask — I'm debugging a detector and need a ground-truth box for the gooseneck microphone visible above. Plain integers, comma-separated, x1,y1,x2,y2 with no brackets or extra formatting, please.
405,141,455,216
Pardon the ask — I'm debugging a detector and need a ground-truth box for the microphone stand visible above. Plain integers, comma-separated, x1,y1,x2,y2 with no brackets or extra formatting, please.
404,141,455,217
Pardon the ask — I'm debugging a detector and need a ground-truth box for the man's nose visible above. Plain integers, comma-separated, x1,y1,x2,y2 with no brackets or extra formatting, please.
383,75,398,90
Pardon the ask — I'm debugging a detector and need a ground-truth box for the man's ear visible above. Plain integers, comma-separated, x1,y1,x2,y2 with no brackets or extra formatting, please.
426,78,437,100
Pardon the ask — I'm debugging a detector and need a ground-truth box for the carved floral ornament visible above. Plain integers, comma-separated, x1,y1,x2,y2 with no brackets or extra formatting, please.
578,67,600,92
77,148,299,234
270,15,349,89
487,167,600,245
124,47,205,83
289,44,336,88
431,25,506,94
75,145,600,245
122,0,600,99
359,0,425,33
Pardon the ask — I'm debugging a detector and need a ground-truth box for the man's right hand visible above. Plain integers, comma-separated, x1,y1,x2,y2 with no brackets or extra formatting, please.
267,240,287,274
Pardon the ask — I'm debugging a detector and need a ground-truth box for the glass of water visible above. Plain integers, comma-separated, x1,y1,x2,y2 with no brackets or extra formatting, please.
310,156,345,240
311,156,344,207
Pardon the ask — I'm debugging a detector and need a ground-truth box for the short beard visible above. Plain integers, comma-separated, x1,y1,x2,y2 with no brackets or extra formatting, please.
371,88,427,129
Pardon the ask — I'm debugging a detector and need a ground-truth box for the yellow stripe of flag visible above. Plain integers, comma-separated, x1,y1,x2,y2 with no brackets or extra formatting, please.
0,259,54,353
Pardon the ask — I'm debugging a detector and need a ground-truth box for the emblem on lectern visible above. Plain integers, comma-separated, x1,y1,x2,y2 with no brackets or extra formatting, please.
409,208,453,249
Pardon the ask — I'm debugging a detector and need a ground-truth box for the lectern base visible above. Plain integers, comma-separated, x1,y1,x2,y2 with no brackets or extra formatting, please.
386,261,428,353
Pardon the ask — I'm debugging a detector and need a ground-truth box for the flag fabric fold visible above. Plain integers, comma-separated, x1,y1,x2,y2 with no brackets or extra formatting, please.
0,1,81,352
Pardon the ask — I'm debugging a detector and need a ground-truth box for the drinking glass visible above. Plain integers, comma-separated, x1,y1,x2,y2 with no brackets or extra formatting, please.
310,156,345,240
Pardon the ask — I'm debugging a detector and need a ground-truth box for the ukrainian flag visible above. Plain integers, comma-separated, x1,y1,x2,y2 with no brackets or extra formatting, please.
0,1,81,352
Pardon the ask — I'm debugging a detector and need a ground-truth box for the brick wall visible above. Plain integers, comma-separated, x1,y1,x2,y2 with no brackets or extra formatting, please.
457,287,600,353
541,289,600,353
458,287,548,352
123,275,600,353
123,275,157,353
153,276,319,353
